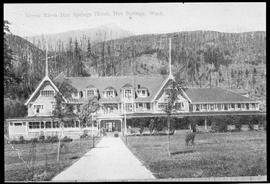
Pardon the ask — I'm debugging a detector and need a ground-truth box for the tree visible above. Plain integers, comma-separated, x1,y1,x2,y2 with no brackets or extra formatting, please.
4,20,20,96
78,96,100,147
163,78,187,156
52,92,66,162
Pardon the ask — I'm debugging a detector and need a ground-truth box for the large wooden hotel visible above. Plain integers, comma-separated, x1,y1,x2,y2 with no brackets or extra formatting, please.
6,40,262,140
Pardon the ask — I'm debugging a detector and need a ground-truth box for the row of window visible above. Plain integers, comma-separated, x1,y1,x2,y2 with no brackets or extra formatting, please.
28,121,80,129
41,90,54,97
76,89,148,99
194,103,258,112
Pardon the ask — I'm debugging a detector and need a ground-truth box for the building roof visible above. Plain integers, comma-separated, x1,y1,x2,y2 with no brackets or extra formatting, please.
55,75,168,102
185,87,256,104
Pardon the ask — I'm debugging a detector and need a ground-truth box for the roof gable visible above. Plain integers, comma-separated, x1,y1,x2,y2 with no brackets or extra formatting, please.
25,76,66,105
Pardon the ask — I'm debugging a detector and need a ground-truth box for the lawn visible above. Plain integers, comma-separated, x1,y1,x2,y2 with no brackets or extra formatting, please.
125,130,266,178
5,137,99,181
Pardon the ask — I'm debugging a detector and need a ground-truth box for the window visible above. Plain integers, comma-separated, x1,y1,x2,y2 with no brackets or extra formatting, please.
64,120,75,128
41,90,54,97
53,121,59,128
10,122,13,126
252,103,256,109
87,89,94,96
14,123,22,126
125,103,133,112
79,91,84,98
75,121,79,128
217,104,222,110
45,121,52,128
224,104,228,110
105,90,114,98
196,104,200,111
137,89,147,97
146,103,151,110
237,104,241,109
246,103,249,110
202,104,207,111
29,122,40,129
158,103,167,110
231,104,235,109
41,122,44,128
34,105,43,109
124,90,132,98
175,103,184,110
210,104,214,110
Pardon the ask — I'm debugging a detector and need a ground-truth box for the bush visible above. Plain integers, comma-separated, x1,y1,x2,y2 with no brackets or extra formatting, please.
39,134,45,142
19,136,25,144
45,135,59,143
62,136,72,142
30,138,39,143
114,133,119,137
211,121,227,132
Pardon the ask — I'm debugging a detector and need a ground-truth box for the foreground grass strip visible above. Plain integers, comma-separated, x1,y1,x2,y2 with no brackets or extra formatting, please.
5,138,100,181
126,131,266,178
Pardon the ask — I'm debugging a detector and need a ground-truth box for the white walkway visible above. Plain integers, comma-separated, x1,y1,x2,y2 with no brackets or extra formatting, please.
52,137,155,181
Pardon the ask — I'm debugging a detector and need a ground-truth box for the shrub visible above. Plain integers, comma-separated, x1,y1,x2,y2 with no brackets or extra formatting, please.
211,120,227,132
45,135,59,143
30,138,38,143
19,136,25,144
39,134,45,142
149,119,155,134
114,133,119,137
62,136,72,142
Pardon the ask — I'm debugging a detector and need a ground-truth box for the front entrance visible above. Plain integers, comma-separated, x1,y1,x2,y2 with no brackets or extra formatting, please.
100,120,121,136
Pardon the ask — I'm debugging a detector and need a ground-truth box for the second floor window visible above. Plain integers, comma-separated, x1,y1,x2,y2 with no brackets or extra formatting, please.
87,89,95,97
105,91,114,98
124,90,132,98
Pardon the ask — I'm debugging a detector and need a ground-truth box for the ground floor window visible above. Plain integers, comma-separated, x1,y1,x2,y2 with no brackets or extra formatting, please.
210,104,215,110
202,104,207,111
224,104,228,110
237,104,241,109
231,104,235,109
29,122,40,129
217,104,222,110
53,121,59,128
64,120,75,128
158,103,167,110
246,103,249,110
146,103,151,110
45,121,52,128
195,104,200,111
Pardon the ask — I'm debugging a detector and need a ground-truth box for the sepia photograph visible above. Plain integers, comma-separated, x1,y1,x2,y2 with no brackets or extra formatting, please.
3,2,266,182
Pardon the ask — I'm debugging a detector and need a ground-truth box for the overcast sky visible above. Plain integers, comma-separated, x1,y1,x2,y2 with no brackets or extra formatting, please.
4,3,266,37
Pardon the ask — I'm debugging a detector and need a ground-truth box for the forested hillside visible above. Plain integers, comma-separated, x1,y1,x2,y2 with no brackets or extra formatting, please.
4,21,266,119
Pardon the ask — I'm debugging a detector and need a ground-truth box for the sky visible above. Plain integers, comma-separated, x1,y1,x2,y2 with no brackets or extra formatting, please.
4,3,266,37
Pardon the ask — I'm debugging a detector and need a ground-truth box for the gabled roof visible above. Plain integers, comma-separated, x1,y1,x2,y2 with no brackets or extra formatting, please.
122,83,133,89
55,75,168,102
185,87,256,104
25,76,67,106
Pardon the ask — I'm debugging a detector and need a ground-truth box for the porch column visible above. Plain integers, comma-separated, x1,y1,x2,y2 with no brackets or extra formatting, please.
204,119,207,130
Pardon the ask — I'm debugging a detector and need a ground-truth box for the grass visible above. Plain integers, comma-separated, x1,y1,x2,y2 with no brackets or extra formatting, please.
125,130,266,178
5,137,100,181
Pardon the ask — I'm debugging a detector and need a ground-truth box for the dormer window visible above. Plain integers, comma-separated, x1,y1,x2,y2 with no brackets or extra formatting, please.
87,89,95,97
104,90,115,98
124,89,132,98
137,89,147,97
41,90,54,97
